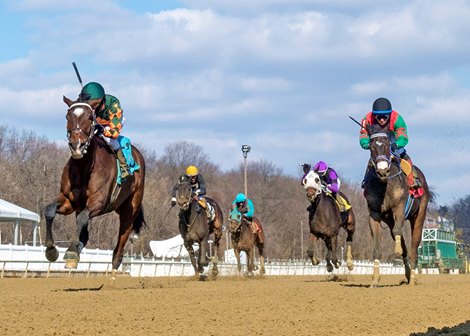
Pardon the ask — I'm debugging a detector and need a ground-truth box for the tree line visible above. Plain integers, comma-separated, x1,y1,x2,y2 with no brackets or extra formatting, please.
1,124,468,261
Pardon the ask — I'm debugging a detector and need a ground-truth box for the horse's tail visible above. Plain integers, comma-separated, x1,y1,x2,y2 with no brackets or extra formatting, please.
133,206,147,234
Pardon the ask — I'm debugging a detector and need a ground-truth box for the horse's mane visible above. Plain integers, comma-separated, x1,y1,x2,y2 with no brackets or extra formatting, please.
369,123,390,136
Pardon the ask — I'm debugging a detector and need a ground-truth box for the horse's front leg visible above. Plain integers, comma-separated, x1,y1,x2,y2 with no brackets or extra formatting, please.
392,211,406,258
233,244,242,275
307,234,320,265
246,248,255,277
44,196,73,263
369,215,383,287
64,209,90,269
211,229,222,277
184,240,198,274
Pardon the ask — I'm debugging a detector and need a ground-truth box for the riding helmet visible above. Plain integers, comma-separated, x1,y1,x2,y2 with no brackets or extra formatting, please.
372,97,392,115
186,165,199,177
313,161,328,175
235,193,247,203
80,82,105,101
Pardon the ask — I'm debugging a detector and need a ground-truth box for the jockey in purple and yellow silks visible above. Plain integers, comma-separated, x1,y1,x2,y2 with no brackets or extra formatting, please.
359,97,421,191
301,161,350,212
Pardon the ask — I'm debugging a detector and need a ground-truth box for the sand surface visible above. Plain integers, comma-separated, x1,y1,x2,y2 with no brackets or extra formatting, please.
0,274,469,336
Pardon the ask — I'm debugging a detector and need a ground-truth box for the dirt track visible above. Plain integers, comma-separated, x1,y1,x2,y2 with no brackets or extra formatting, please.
0,274,469,336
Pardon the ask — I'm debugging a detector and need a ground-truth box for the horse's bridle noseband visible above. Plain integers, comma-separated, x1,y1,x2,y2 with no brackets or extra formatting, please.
370,132,391,171
66,102,97,155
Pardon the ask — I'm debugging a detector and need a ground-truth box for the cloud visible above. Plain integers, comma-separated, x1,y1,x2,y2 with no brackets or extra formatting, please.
2,0,470,205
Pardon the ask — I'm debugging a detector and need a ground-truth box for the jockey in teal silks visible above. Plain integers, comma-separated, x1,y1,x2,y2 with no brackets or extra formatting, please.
231,193,257,234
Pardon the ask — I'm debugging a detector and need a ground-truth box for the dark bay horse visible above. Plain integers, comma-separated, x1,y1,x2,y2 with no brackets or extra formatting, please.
175,177,223,280
228,209,265,276
302,171,355,272
363,124,429,286
44,97,146,280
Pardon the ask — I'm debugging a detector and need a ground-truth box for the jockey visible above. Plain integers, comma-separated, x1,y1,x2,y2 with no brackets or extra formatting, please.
171,165,214,221
359,97,421,190
301,161,349,212
231,193,257,234
78,82,130,179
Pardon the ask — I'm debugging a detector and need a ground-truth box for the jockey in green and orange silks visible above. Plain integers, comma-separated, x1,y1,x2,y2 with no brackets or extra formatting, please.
359,97,421,191
78,82,130,179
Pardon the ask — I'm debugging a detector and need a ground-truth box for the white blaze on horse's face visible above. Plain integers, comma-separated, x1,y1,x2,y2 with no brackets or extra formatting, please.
302,171,322,201
72,107,85,117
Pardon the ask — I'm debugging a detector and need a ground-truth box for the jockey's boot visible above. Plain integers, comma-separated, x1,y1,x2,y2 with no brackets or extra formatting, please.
334,193,345,213
404,158,421,189
116,148,130,180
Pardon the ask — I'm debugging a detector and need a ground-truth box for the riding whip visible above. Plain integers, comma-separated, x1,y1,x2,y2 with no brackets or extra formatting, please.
72,62,83,88
349,116,364,129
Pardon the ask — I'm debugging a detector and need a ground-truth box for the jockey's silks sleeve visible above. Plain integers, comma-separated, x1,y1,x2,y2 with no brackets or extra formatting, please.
95,94,123,139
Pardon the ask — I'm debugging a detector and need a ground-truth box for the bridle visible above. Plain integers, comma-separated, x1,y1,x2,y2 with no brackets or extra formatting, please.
229,210,244,233
66,102,97,155
369,132,402,180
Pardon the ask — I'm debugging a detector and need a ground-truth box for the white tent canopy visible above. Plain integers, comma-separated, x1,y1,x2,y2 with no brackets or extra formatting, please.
0,199,40,246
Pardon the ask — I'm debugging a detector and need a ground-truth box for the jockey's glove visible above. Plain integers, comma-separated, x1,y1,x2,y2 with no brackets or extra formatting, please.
171,197,177,207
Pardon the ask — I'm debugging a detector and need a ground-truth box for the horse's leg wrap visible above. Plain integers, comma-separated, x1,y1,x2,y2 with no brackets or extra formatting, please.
394,235,403,256
371,259,381,287
346,243,354,271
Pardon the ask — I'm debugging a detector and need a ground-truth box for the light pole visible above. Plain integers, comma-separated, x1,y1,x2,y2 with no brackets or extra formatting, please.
241,145,251,196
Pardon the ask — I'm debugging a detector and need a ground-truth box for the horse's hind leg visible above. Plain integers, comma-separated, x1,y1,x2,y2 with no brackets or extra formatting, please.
257,243,266,275
211,229,222,277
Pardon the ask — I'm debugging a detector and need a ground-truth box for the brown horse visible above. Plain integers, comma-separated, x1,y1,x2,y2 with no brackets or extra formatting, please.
228,209,265,276
302,171,355,272
363,124,429,286
44,96,146,280
175,177,223,280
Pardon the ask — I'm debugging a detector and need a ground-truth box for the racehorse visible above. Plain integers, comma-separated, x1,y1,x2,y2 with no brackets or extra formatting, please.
302,171,355,272
228,209,265,276
175,177,223,280
44,96,146,280
363,123,429,286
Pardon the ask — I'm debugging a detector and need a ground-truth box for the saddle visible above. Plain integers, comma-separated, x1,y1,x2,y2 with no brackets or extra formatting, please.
325,192,351,213
399,159,424,198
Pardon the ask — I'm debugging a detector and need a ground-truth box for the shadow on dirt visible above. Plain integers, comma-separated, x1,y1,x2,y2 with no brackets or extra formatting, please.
409,320,470,336
53,284,104,292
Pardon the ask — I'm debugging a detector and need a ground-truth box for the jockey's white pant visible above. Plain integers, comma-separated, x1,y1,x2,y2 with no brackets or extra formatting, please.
100,134,120,151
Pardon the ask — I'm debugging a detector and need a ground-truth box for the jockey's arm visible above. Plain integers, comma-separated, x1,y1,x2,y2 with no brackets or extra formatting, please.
195,175,207,196
326,169,339,193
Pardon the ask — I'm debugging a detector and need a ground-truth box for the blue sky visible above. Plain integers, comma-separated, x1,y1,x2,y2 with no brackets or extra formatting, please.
1,0,470,206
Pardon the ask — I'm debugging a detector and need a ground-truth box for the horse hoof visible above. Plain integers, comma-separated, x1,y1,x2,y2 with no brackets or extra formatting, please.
347,262,354,271
63,252,79,269
199,274,207,281
212,268,219,277
326,264,333,273
45,246,59,262
311,257,320,266
260,268,266,275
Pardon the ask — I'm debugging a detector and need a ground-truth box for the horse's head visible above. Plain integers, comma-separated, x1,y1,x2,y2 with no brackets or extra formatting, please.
367,124,392,181
301,170,323,202
228,209,243,234
63,96,101,159
175,175,193,210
